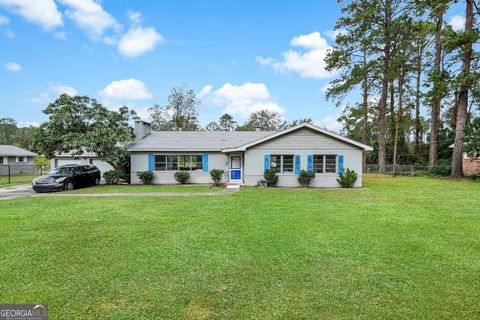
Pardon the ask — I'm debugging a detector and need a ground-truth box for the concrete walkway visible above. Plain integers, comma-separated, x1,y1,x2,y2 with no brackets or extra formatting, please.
0,184,240,200
0,184,35,200
34,185,240,198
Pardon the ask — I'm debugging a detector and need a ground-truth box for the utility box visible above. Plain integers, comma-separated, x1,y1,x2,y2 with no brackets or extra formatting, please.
257,179,268,188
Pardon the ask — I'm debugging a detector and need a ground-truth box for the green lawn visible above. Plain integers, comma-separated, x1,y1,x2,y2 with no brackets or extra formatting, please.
0,173,40,187
0,177,479,319
64,184,224,194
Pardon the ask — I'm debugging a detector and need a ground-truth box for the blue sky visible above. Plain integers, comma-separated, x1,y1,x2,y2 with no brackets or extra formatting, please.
0,0,466,130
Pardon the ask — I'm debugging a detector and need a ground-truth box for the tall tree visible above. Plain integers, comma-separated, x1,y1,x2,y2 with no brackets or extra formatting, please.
0,118,18,145
451,0,477,177
149,85,200,131
237,110,285,131
218,114,238,131
34,95,134,179
325,0,375,166
427,1,448,169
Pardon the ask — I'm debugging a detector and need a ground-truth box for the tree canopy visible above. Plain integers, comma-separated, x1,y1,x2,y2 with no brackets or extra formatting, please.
34,95,134,177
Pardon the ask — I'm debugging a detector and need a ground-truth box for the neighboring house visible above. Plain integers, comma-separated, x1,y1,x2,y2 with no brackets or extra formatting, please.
0,145,37,174
449,144,480,176
128,121,373,187
51,152,114,177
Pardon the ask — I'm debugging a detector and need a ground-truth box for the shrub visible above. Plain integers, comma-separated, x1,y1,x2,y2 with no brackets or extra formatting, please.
429,159,451,177
137,171,154,185
103,170,121,185
210,169,224,186
263,169,279,187
337,168,358,188
174,171,190,184
297,170,315,187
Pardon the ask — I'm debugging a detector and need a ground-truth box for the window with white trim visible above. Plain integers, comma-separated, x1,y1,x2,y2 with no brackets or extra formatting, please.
313,155,337,173
154,155,203,171
17,156,25,162
270,154,294,173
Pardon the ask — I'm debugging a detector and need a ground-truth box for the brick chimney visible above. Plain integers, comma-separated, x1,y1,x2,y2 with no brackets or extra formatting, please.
134,120,151,140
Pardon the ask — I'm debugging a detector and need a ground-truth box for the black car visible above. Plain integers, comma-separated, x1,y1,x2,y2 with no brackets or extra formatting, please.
33,164,101,192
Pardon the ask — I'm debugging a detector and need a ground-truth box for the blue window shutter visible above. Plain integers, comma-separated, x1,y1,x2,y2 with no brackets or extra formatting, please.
264,154,270,172
148,154,154,172
294,155,301,174
307,155,313,172
202,154,208,172
338,155,344,175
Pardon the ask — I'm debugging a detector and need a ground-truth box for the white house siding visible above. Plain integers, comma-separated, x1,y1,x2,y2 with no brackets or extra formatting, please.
51,157,114,177
130,152,227,185
244,128,363,187
0,156,36,174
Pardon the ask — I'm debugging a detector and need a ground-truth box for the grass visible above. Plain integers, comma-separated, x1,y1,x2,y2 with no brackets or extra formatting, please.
63,184,224,194
0,176,479,319
0,173,40,187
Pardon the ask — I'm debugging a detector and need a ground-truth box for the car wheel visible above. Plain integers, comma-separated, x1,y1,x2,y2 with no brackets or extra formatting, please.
64,181,74,191
94,177,100,185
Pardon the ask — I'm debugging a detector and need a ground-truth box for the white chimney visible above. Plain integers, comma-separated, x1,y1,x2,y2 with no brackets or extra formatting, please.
134,120,151,140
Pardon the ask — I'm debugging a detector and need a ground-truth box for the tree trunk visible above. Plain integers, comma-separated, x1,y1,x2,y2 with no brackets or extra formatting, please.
388,80,396,165
394,72,404,166
362,44,369,169
415,44,423,154
377,1,392,172
451,0,474,177
428,12,444,169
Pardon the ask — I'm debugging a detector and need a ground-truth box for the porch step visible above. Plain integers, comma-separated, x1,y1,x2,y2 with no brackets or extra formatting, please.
226,184,241,192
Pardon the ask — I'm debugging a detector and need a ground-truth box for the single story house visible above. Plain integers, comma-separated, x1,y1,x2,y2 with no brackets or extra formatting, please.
51,152,114,177
0,145,37,174
128,121,372,187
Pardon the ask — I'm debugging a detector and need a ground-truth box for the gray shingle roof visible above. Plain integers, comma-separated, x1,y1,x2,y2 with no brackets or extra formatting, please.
127,131,274,152
0,145,37,156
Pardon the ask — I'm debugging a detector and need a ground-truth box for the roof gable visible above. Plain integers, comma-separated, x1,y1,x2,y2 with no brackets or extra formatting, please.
221,123,373,152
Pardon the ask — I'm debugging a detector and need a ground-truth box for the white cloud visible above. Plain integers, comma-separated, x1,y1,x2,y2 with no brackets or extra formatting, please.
51,84,77,96
17,121,40,127
4,29,14,38
257,31,336,80
99,79,153,105
54,31,67,40
29,83,77,105
255,56,274,65
197,85,213,99
0,14,9,26
5,62,21,72
317,114,342,132
200,82,285,118
448,15,465,32
321,83,332,93
0,0,62,30
324,28,347,41
118,26,164,58
59,0,120,40
127,10,142,25
290,31,328,49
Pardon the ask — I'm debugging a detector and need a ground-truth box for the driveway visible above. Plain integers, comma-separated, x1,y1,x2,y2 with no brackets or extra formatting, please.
0,184,35,200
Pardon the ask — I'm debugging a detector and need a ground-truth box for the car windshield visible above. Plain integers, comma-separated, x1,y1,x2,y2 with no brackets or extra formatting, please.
48,167,76,175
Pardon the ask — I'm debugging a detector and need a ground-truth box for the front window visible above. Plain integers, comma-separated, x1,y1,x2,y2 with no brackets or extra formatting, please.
154,155,203,171
48,166,76,175
17,156,24,162
313,155,337,174
270,154,294,174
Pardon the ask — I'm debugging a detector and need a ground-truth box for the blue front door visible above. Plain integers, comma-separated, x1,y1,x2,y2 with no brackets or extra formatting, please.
230,155,242,181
